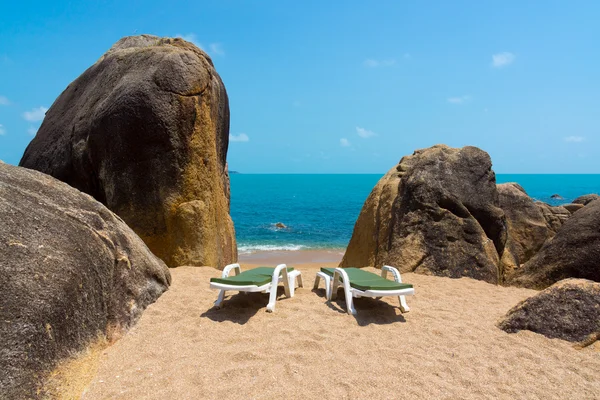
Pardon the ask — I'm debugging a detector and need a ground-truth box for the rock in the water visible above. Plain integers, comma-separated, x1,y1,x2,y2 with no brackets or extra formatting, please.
19,35,236,268
274,222,287,229
340,145,507,284
573,194,599,206
497,183,555,279
550,194,563,199
508,199,600,289
562,203,585,214
498,279,600,344
0,163,171,398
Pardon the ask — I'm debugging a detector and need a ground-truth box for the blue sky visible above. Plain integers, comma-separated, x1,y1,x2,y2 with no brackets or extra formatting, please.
0,1,599,173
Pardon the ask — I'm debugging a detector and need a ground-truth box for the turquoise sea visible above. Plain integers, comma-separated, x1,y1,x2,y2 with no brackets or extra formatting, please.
230,174,600,254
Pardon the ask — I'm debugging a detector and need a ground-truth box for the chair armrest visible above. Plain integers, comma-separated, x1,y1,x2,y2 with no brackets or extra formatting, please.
221,263,242,278
382,265,403,283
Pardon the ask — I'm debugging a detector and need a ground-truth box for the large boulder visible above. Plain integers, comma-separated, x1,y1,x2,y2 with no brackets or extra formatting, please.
573,194,599,206
20,35,236,268
497,183,554,279
498,279,600,345
508,199,600,289
0,162,171,398
340,145,507,284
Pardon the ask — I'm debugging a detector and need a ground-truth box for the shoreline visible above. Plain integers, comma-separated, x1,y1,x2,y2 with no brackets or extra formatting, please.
237,248,345,264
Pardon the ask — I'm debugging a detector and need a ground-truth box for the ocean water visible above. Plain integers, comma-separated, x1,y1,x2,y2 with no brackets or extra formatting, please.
230,174,600,254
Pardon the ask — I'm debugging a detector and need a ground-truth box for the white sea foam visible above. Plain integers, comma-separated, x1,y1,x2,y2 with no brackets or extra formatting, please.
238,244,308,254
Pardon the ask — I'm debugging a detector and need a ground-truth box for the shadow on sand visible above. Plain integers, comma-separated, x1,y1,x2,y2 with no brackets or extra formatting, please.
200,286,291,325
313,288,407,326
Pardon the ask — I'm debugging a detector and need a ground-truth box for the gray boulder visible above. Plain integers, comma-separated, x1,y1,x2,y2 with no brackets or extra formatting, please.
509,199,600,289
573,194,599,206
498,279,600,345
340,145,507,284
535,202,571,233
20,35,236,268
497,183,554,279
0,163,171,398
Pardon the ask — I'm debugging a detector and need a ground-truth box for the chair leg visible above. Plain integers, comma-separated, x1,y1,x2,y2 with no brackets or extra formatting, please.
266,285,278,313
313,274,322,290
398,295,410,313
333,269,357,315
297,274,304,288
214,290,226,308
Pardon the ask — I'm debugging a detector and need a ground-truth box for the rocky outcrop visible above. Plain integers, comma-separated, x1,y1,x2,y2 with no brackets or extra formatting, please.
573,194,599,206
508,199,600,289
498,279,600,345
340,145,507,284
20,35,236,268
535,202,570,233
497,183,554,279
0,163,171,398
562,203,585,214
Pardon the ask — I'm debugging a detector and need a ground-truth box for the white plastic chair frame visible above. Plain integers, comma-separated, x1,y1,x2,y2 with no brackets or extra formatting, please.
210,263,303,312
330,265,414,315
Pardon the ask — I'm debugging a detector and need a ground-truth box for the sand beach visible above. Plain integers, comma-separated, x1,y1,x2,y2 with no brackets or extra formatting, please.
41,250,599,399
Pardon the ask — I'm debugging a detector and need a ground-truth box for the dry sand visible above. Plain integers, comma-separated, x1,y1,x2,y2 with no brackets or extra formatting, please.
77,256,599,399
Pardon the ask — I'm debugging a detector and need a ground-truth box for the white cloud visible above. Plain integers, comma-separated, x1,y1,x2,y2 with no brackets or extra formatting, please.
564,136,584,143
492,52,515,68
22,106,48,122
0,124,5,135
27,127,38,136
363,59,396,68
356,126,376,138
447,95,471,104
340,138,351,147
175,33,203,49
230,133,249,142
209,43,224,56
0,96,9,105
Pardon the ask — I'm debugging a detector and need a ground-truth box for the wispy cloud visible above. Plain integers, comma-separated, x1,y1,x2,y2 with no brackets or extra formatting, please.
564,136,584,143
340,138,351,147
403,53,412,60
447,95,471,104
23,106,48,122
0,124,5,135
230,133,249,142
176,33,203,49
492,52,516,68
0,96,9,106
175,34,224,57
356,126,376,138
363,59,396,68
209,43,224,56
27,127,38,136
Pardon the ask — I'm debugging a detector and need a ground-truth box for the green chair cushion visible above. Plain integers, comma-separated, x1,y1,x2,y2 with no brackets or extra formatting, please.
211,266,294,286
321,267,413,291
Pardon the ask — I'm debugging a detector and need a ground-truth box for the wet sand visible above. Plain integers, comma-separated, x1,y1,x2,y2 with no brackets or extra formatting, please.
75,252,600,399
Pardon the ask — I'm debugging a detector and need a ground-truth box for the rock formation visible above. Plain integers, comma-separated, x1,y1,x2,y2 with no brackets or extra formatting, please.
0,162,171,398
498,279,600,345
20,35,236,268
497,183,555,279
535,202,571,233
562,203,585,214
340,145,507,284
508,199,600,289
573,194,599,206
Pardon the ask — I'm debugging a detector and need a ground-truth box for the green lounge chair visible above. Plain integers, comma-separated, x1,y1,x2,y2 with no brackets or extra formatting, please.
313,266,414,315
210,263,303,312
